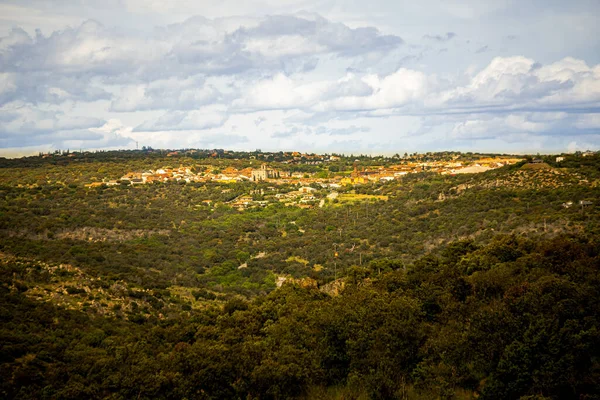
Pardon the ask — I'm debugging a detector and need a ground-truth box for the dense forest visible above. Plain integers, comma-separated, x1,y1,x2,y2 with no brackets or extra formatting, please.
1,151,599,399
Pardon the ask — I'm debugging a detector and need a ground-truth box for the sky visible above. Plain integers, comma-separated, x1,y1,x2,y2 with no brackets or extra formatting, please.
0,0,599,156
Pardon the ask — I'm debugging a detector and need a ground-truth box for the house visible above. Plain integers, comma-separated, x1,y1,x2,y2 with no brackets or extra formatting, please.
300,195,316,203
252,164,279,181
299,186,317,194
231,195,254,209
556,157,565,163
340,176,368,185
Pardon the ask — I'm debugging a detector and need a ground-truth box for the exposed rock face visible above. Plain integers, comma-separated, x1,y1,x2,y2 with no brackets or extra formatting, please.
320,279,345,296
276,276,318,289
276,275,345,296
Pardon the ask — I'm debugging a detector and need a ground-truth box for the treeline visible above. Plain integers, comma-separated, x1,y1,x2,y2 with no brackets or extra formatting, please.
1,234,599,399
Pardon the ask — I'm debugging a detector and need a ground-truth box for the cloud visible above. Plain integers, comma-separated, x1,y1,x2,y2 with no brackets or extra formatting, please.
317,68,429,111
231,55,600,144
450,114,549,140
423,32,457,42
53,128,134,150
429,56,600,113
233,72,374,111
475,45,489,54
89,118,134,138
567,140,598,153
314,125,370,135
0,15,403,81
272,127,303,138
0,104,136,149
233,14,403,57
235,69,427,112
133,107,228,132
271,124,369,139
574,113,600,130
0,72,110,105
195,133,248,147
0,21,153,77
110,77,223,112
0,104,103,138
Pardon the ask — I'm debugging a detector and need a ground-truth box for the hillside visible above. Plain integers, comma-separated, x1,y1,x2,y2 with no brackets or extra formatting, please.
0,151,599,399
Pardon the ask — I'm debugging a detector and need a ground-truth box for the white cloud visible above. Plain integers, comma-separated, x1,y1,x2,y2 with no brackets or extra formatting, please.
234,69,428,112
432,56,600,112
318,68,429,111
89,118,133,138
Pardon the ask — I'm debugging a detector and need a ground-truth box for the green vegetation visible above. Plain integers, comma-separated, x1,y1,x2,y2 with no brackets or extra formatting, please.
0,150,599,399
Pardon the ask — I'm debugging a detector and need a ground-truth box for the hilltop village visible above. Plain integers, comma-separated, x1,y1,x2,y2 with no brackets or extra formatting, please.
86,153,523,209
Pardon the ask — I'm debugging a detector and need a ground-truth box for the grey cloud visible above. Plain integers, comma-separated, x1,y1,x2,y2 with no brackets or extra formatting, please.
314,125,370,136
444,76,575,107
0,73,110,105
133,109,228,132
0,20,145,76
282,57,320,75
195,133,248,147
165,14,403,76
0,104,132,149
110,77,223,112
0,14,405,111
48,129,134,150
328,77,373,98
322,139,364,153
0,27,33,49
428,111,598,144
231,14,403,57
0,106,103,138
423,32,457,42
271,124,369,139
272,127,303,138
475,45,489,54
